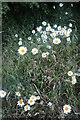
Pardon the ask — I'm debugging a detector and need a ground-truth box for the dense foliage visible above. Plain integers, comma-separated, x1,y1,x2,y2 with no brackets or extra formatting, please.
1,2,80,120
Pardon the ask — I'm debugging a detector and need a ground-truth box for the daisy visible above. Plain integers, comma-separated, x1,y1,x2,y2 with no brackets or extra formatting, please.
43,39,47,43
54,24,57,28
46,27,49,31
42,21,47,26
68,28,72,33
53,6,55,9
43,31,46,35
48,102,52,107
64,26,67,29
15,34,18,38
18,46,27,55
36,96,40,100
53,38,61,45
71,4,73,7
32,30,35,34
47,45,51,49
48,26,52,31
28,37,31,41
28,98,35,106
42,53,47,58
30,95,37,101
16,92,21,97
0,90,6,98
18,41,22,46
65,31,70,37
58,26,61,31
63,104,71,114
31,48,38,55
51,29,55,33
68,71,73,76
59,3,64,7
19,38,22,41
17,99,24,107
67,37,71,42
65,12,68,15
72,76,77,85
69,23,72,27
37,26,42,32
24,105,30,111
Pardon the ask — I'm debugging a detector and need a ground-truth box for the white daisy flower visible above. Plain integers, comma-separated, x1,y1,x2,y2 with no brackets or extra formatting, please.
36,96,40,100
28,98,35,106
42,53,47,58
64,26,67,30
47,45,51,49
18,41,22,46
0,90,6,98
24,105,30,111
59,3,64,7
65,12,68,15
53,38,61,45
53,6,55,9
72,76,77,85
42,21,47,26
68,71,73,76
71,4,73,7
68,28,72,33
46,27,49,31
63,104,71,114
17,99,25,107
51,29,55,33
30,95,37,101
19,38,22,41
54,24,57,28
31,48,38,55
43,39,47,43
48,102,52,107
28,37,31,41
58,26,61,31
43,31,46,35
32,30,35,34
18,46,27,55
15,34,18,38
16,92,21,97
37,26,42,32
67,37,71,42
65,31,70,37
69,23,72,27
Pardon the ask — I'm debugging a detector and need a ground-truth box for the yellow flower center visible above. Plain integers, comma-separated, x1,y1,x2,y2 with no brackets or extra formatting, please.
19,100,22,104
49,27,51,31
2,92,4,95
65,107,69,111
33,50,37,54
43,53,46,57
26,106,29,110
21,49,24,53
30,99,33,103
69,72,71,75
55,39,58,43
